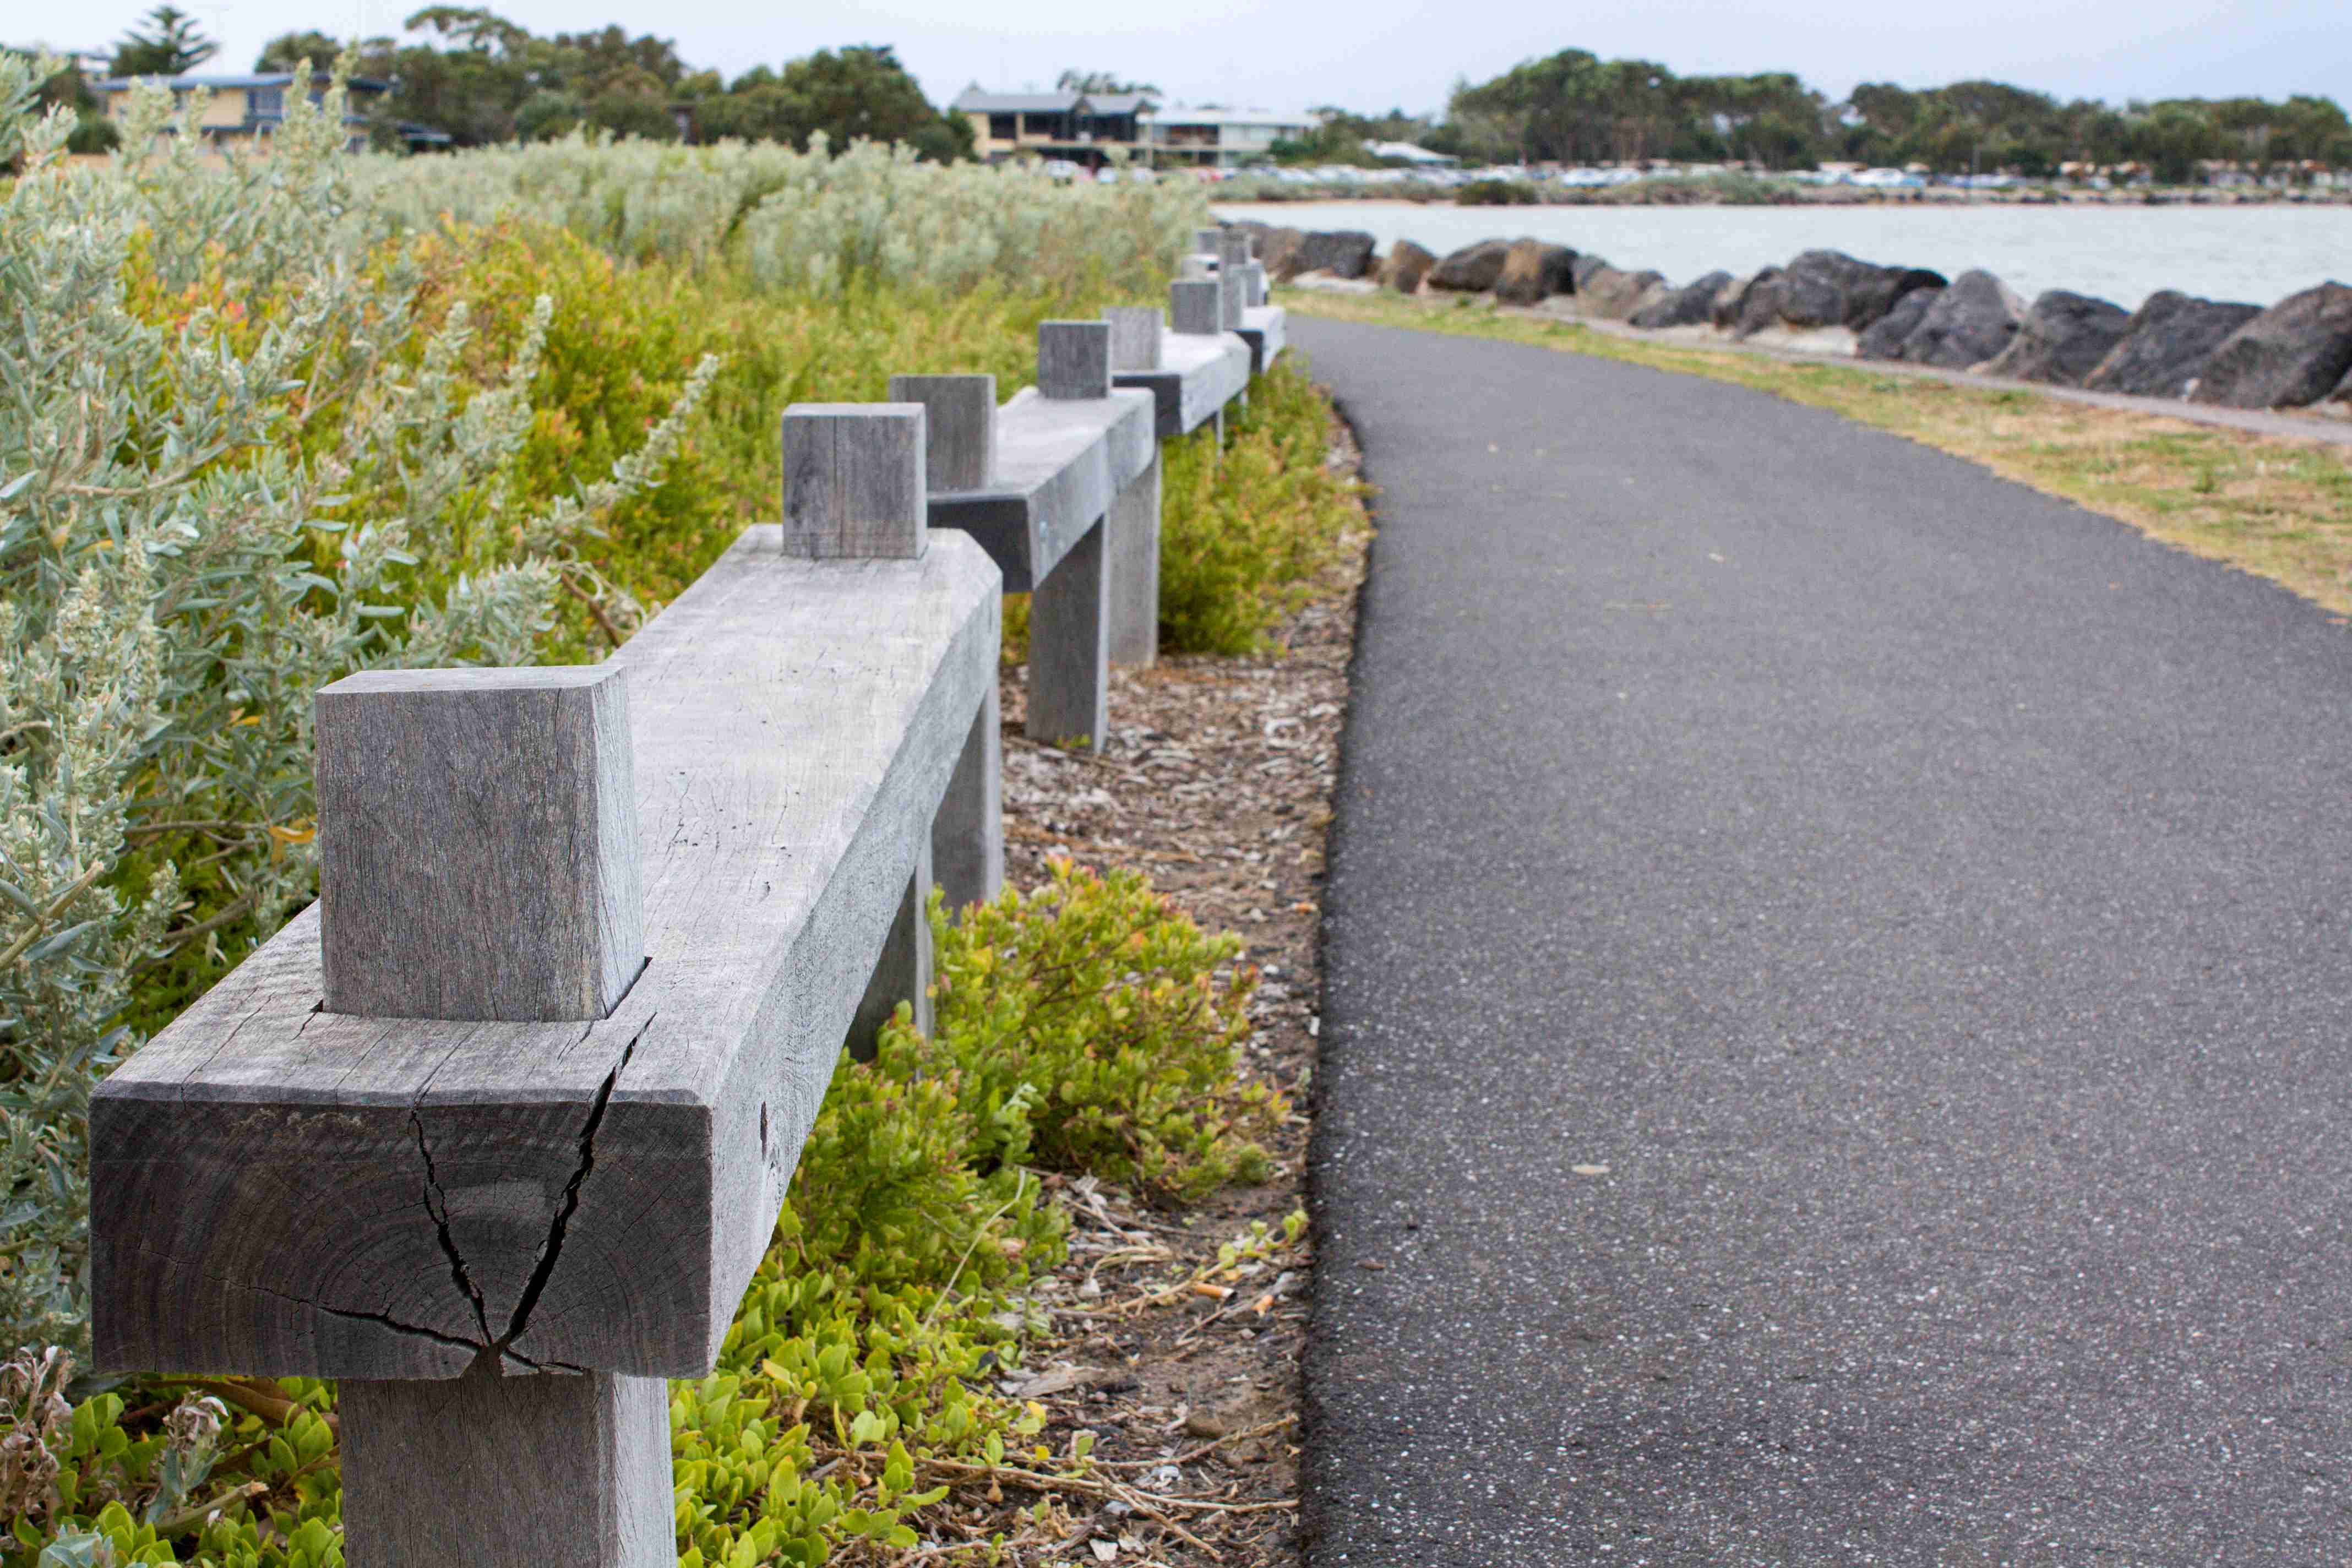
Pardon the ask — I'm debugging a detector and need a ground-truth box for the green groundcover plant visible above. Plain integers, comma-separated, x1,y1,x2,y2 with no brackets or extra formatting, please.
3,865,1289,1567
1158,361,1370,656
4,48,1347,1566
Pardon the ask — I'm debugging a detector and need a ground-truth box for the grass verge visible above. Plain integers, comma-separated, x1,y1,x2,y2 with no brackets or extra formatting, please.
1283,288,2352,619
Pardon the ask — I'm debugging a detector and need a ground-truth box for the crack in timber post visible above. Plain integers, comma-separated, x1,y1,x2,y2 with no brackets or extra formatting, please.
492,1016,650,1362
411,1112,498,1348
123,1240,491,1360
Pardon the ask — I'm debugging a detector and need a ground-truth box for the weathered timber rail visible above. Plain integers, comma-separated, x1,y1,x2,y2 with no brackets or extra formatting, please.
86,237,1282,1568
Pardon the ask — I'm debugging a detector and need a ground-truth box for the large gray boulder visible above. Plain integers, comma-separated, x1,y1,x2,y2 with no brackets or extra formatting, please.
1630,270,1735,329
1712,269,1777,330
1380,238,1438,294
1839,260,1948,331
1493,239,1578,305
1897,270,2026,368
1782,251,1945,330
2189,282,2352,408
1739,250,1946,337
1733,272,1790,336
1983,290,2133,385
1429,239,1513,292
1570,253,1617,292
1297,230,1378,280
1580,265,1669,321
2082,291,2262,398
1255,226,1309,281
1857,287,1941,360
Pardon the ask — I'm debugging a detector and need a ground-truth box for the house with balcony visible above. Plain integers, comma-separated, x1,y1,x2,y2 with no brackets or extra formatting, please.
951,88,1154,167
951,85,1315,170
87,70,447,151
1141,106,1315,167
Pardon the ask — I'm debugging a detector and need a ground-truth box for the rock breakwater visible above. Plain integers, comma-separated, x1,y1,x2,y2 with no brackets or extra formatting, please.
1225,219,2352,412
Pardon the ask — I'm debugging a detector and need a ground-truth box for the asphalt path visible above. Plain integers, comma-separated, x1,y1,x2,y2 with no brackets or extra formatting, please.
1294,314,2352,1566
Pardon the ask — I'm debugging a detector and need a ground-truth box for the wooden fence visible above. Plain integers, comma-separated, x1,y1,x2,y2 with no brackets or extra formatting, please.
88,251,1284,1567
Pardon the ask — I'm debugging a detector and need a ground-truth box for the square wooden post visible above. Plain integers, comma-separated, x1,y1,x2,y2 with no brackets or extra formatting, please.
1103,306,1163,372
782,404,943,1046
888,374,995,490
1028,516,1109,750
932,680,1003,911
1105,447,1162,668
1171,279,1221,336
315,666,668,1568
1101,308,1165,668
889,375,1005,913
342,1363,671,1568
780,403,928,558
848,836,935,1060
315,666,641,1022
1216,230,1250,330
1039,320,1113,399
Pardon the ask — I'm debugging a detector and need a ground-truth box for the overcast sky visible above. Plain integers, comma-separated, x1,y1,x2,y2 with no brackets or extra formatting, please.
41,0,2351,114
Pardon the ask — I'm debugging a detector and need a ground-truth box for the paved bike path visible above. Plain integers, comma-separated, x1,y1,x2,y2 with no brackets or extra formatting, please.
1294,314,2352,1566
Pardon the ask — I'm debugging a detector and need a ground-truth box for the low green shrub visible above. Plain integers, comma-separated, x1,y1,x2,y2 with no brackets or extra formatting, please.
1455,177,1542,205
890,859,1281,1199
1158,358,1368,655
4,863,1281,1567
1589,172,1800,205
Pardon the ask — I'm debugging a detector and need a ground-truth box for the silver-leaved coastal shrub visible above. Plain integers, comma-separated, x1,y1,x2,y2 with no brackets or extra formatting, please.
347,131,1205,296
0,55,712,1358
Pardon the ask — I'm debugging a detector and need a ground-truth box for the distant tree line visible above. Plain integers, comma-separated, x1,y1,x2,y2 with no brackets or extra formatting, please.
47,18,2351,182
41,5,973,159
1445,51,2352,178
1283,50,2352,182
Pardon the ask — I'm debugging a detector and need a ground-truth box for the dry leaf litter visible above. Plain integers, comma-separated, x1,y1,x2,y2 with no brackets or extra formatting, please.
930,418,1368,1568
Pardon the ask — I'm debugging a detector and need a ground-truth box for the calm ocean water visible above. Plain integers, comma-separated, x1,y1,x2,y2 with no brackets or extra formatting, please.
1211,200,2352,311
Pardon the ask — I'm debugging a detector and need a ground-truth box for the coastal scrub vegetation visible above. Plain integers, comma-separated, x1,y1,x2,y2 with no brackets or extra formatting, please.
1158,363,1370,656
5,870,1296,1568
4,50,1344,1568
1284,288,2352,618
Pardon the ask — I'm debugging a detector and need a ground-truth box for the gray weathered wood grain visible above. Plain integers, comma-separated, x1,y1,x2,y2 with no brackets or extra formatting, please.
341,1364,670,1567
91,528,1002,1379
1216,230,1251,330
1114,329,1251,439
931,679,1003,910
1038,321,1112,400
315,666,642,1025
1102,307,1163,373
846,838,933,1061
780,404,928,559
888,375,995,491
1106,448,1162,669
923,386,1155,592
1170,280,1221,337
1236,305,1288,378
1026,518,1108,750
